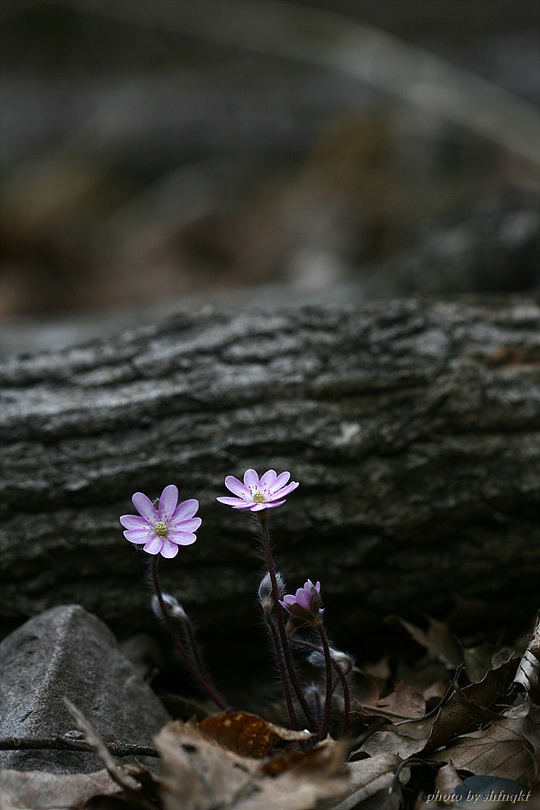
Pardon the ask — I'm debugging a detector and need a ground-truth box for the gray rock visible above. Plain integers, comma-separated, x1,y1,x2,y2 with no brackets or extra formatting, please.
0,604,169,773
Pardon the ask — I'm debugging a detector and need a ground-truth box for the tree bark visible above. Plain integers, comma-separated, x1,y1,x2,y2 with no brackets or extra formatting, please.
1,298,539,681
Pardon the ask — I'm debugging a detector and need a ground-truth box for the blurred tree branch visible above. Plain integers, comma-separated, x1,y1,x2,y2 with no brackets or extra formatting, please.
51,0,540,166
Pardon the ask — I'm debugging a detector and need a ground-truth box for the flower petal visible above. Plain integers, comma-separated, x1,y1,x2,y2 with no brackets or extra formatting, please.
143,535,163,555
160,537,180,559
224,476,250,498
271,481,299,500
132,492,158,523
119,514,149,530
243,469,260,489
270,471,290,492
123,529,151,544
216,496,251,507
259,469,277,488
171,517,201,534
158,485,178,523
171,531,198,546
171,498,200,522
295,587,311,610
265,500,286,509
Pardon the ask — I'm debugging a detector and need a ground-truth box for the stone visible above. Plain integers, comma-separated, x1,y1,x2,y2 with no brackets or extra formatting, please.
0,604,169,773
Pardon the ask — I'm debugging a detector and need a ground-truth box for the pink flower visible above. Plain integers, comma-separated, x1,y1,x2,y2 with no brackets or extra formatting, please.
280,580,321,616
216,469,299,512
120,484,201,559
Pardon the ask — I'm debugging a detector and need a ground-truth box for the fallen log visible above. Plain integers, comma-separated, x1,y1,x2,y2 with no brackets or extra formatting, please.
1,298,539,685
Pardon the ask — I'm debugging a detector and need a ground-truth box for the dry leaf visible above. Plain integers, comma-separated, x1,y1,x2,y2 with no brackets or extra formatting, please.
431,717,537,786
423,657,518,752
156,721,257,810
375,681,426,722
322,754,404,810
355,680,426,724
0,769,121,810
461,641,502,684
261,746,331,777
434,762,462,795
356,728,427,760
199,711,312,758
514,617,540,704
390,616,463,669
156,720,349,810
351,667,385,706
250,739,350,810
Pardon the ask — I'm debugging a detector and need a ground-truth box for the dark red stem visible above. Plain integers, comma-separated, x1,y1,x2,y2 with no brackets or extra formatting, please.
258,513,316,730
316,622,335,739
151,556,228,711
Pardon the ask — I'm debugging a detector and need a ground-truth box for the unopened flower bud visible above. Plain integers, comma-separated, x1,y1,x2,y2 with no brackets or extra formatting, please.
151,593,187,622
279,579,323,628
258,571,285,615
304,682,325,716
308,647,355,674
331,648,355,675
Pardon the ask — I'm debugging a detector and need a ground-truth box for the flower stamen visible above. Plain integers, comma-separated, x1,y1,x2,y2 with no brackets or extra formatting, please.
252,491,267,504
154,520,168,536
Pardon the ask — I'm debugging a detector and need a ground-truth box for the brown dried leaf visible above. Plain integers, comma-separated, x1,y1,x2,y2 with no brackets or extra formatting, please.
252,738,350,809
357,728,428,760
358,681,426,723
431,717,538,786
156,720,349,810
376,682,426,721
461,641,502,684
390,616,463,669
0,769,121,809
351,667,385,706
328,754,404,810
423,657,518,752
434,762,463,795
261,746,329,777
199,711,312,758
363,656,392,681
514,617,540,704
156,721,257,810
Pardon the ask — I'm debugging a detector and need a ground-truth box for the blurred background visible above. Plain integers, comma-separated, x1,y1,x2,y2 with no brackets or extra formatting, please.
1,0,539,355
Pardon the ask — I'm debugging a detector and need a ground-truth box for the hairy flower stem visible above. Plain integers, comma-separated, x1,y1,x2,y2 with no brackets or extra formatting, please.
258,513,316,730
179,614,209,683
315,622,334,739
294,639,351,731
150,557,228,711
264,609,299,729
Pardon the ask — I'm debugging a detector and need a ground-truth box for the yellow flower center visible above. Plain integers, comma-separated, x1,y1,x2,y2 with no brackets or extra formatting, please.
155,521,168,536
252,491,267,504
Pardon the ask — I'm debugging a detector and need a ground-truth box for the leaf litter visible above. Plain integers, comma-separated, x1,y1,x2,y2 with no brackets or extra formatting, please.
2,616,539,810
